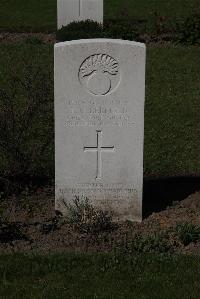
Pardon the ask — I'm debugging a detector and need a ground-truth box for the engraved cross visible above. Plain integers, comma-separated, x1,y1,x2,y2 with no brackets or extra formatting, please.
84,131,115,179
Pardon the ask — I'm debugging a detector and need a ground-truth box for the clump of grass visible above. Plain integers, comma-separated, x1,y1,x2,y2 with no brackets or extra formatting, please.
131,232,174,253
175,223,200,246
66,196,114,234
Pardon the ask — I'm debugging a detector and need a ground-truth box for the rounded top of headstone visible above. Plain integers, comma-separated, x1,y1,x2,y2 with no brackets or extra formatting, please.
54,39,146,49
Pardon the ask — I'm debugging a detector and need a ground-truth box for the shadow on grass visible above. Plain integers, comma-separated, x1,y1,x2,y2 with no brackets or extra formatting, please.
143,176,200,218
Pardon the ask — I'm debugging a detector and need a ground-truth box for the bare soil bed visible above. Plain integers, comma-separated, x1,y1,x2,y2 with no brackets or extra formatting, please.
0,32,56,44
0,187,200,255
0,31,175,46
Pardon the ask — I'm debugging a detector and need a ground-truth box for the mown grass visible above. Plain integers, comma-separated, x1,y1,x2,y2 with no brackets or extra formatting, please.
145,45,200,177
0,0,56,32
0,42,54,179
0,0,199,32
0,252,200,298
0,43,199,178
105,0,200,19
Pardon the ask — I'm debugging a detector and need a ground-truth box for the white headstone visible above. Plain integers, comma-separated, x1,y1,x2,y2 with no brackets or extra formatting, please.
57,0,103,29
55,39,146,222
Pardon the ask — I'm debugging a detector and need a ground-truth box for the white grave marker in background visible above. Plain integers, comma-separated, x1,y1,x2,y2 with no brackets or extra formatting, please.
55,39,146,222
57,0,103,29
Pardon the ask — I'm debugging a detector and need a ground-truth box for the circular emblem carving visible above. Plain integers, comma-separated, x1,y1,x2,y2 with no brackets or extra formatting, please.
79,54,120,96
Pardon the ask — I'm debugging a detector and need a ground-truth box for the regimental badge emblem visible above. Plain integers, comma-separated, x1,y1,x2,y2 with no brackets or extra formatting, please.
79,54,120,96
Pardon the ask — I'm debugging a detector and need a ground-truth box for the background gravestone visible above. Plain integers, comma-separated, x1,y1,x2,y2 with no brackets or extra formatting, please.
55,39,146,222
57,0,103,29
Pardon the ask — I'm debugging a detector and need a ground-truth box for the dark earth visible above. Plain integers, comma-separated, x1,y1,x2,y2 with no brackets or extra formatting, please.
0,32,56,44
0,32,174,46
0,186,199,255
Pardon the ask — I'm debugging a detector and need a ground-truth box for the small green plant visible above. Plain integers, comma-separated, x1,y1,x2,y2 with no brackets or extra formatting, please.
129,232,174,254
66,196,113,233
175,223,200,246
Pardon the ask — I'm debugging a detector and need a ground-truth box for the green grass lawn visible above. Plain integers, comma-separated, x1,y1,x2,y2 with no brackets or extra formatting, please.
145,45,200,177
0,252,200,298
0,0,56,32
0,43,199,178
0,0,199,32
105,0,200,20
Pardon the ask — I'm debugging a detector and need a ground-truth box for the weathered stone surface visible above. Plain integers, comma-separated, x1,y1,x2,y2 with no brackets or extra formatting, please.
54,39,146,222
57,0,103,29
